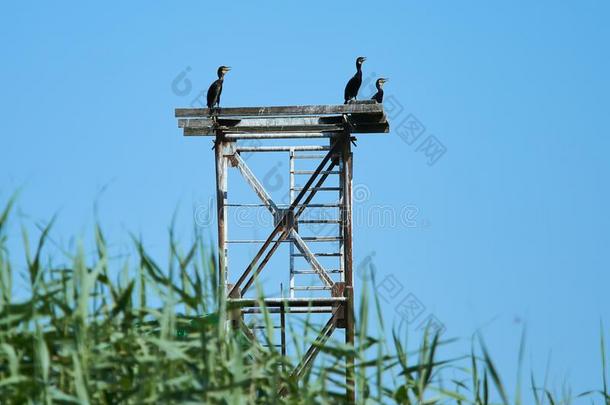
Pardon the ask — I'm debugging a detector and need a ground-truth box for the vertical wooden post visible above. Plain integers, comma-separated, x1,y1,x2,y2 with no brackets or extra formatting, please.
215,133,229,328
289,148,296,298
227,283,242,329
280,304,287,362
340,134,355,403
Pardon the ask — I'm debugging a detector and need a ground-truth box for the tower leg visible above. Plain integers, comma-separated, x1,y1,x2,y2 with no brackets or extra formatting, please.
340,135,355,403
215,134,229,329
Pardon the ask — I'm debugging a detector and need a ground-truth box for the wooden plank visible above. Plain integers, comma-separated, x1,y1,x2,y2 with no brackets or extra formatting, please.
179,115,386,129
227,133,333,140
178,113,389,136
236,145,330,152
242,308,333,313
175,102,383,118
227,297,345,308
182,122,389,136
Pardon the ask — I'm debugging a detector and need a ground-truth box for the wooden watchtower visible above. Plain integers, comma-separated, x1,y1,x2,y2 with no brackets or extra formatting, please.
175,101,389,402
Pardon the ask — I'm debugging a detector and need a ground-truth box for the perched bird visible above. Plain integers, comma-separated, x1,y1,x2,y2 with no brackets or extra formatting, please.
206,65,231,110
371,78,389,103
344,56,366,104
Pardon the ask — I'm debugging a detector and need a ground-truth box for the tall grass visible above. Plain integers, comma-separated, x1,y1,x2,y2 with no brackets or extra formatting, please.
0,196,607,404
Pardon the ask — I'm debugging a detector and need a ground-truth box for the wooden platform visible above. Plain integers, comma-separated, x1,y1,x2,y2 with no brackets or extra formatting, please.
175,101,389,137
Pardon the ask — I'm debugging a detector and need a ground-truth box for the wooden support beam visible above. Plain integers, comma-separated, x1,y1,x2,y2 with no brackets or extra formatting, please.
215,134,229,332
175,102,382,118
180,116,381,127
226,133,335,140
340,121,356,403
236,145,330,152
280,305,287,361
183,125,388,136
179,115,386,129
227,283,242,330
227,297,345,308
241,308,333,314
178,111,389,136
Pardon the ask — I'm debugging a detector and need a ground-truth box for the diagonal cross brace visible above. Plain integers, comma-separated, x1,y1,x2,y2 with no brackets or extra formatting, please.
229,138,344,297
291,307,339,379
232,152,280,216
231,152,335,289
239,158,339,294
277,306,340,397
290,230,333,287
240,157,340,294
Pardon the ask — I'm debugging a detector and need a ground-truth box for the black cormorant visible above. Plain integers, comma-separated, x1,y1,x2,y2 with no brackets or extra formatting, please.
371,78,388,103
344,57,366,104
206,65,231,110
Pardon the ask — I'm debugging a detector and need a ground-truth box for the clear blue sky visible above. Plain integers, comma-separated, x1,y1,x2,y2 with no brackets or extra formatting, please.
2,0,609,397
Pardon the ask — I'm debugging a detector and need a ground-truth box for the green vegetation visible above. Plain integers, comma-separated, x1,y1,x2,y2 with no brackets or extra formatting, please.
0,196,608,404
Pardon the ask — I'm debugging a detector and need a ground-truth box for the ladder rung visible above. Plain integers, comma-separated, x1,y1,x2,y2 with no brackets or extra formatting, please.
291,170,340,175
292,187,341,191
291,253,342,257
228,239,299,244
291,286,333,291
229,237,340,243
293,154,327,159
298,219,341,224
292,269,342,274
226,203,341,208
300,236,342,242
295,203,341,208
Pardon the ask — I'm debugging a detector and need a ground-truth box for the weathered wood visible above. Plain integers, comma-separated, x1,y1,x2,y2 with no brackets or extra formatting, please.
179,115,386,129
181,119,389,136
175,102,381,118
280,303,287,361
242,307,333,314
340,125,356,403
178,101,387,404
236,145,330,152
227,297,345,308
232,152,279,215
291,307,339,379
229,141,342,297
232,152,336,289
226,133,333,140
227,283,242,330
215,135,229,334
290,231,334,288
